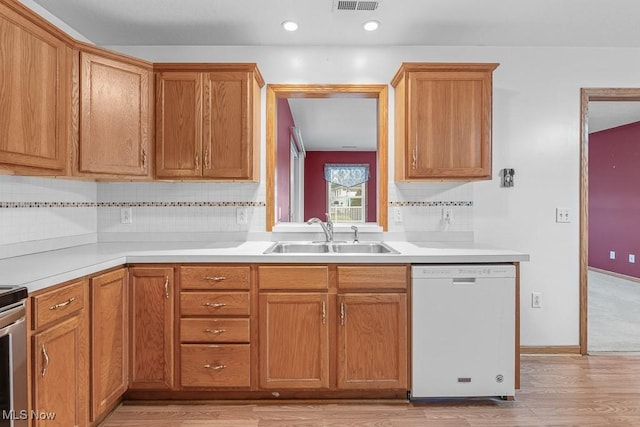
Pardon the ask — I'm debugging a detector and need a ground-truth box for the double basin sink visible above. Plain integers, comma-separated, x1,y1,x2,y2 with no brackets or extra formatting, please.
264,241,399,254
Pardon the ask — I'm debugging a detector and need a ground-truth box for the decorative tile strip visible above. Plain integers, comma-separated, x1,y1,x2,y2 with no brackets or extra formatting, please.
388,201,473,207
0,201,266,209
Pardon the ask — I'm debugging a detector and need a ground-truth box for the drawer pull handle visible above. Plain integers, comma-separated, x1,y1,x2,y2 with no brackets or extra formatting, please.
41,344,49,377
203,363,226,371
204,276,227,282
164,276,170,299
49,297,75,310
203,302,226,309
321,301,326,325
340,302,345,326
204,328,226,335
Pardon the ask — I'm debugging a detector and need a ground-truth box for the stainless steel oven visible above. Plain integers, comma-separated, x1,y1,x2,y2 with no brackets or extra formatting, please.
0,286,28,427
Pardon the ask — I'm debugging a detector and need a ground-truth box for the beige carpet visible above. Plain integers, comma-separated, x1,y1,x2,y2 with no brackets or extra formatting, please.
588,269,640,352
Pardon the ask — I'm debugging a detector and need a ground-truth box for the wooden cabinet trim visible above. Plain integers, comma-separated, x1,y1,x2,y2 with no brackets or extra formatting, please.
258,265,330,290
337,265,409,291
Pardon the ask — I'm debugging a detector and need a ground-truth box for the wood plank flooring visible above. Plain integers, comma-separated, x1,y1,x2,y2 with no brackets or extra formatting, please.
100,355,640,426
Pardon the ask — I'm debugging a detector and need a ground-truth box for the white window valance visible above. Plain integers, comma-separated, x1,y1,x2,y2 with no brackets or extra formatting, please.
324,164,370,188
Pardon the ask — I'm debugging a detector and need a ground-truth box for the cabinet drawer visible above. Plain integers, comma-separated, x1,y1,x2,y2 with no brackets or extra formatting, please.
180,344,250,388
181,318,250,343
181,292,250,316
337,265,408,291
31,281,86,330
258,266,329,290
180,266,250,290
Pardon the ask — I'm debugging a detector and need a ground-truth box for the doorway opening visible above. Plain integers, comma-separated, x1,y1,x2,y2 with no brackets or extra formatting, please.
580,88,640,354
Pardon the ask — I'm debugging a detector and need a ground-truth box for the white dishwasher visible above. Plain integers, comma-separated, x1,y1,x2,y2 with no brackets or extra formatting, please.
411,264,516,399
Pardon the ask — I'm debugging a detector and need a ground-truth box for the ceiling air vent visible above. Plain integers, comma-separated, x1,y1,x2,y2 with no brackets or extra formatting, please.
334,1,381,11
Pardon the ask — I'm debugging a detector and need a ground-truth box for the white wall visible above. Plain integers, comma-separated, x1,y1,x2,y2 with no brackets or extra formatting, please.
105,44,640,347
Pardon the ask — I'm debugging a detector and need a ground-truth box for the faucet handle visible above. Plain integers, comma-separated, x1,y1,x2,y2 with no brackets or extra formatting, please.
325,212,331,222
351,225,359,243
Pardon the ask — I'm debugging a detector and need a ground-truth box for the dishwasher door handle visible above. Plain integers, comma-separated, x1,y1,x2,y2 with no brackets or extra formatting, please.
452,278,476,285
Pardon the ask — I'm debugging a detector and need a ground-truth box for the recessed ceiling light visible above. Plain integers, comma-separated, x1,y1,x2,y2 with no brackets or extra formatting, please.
363,20,380,31
282,21,299,32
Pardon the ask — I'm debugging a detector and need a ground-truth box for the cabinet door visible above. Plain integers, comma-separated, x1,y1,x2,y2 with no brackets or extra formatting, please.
32,316,84,427
155,72,202,177
337,293,407,389
202,71,251,179
259,293,329,389
90,268,128,421
79,52,151,176
0,3,70,172
407,70,492,179
129,267,175,390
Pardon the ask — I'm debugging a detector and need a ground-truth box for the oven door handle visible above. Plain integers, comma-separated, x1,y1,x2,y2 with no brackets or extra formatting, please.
0,303,26,330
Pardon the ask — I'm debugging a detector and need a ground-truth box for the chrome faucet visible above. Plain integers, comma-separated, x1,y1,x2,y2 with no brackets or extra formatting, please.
351,225,359,243
307,213,333,242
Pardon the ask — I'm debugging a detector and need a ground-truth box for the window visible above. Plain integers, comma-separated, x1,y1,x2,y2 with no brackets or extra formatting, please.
324,164,369,223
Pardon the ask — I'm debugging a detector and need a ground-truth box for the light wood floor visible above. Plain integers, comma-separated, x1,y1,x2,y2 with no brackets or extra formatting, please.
100,355,640,426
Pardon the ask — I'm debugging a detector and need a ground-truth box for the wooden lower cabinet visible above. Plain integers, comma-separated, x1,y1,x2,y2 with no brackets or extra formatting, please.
129,267,175,390
179,264,252,390
181,344,250,388
90,268,128,422
337,293,408,389
30,278,89,427
259,293,330,389
32,315,86,427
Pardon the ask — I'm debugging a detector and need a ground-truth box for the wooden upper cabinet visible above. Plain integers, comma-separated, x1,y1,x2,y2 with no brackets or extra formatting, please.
76,50,153,178
155,71,202,177
155,64,263,180
392,63,499,181
0,1,71,174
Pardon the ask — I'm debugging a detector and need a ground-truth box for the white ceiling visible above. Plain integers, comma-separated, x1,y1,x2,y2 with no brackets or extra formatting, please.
26,0,640,140
29,0,640,48
588,102,640,133
287,98,377,151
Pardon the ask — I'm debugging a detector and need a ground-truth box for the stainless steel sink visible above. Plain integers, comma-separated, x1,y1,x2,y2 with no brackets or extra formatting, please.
264,241,330,253
331,242,398,254
264,241,399,254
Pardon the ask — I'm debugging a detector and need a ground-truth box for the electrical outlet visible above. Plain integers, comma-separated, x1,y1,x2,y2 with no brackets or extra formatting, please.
629,254,636,264
610,251,616,260
120,207,132,224
555,208,570,223
392,207,402,223
531,292,542,308
442,208,453,223
236,207,248,225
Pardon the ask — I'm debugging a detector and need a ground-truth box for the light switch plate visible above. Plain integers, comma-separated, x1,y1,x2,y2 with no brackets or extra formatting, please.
555,208,570,223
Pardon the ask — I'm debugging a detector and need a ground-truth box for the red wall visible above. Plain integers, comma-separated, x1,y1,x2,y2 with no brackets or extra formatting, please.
304,151,377,222
588,121,640,278
276,98,294,222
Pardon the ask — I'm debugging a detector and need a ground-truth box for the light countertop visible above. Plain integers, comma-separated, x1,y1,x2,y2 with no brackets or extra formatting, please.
0,241,529,293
